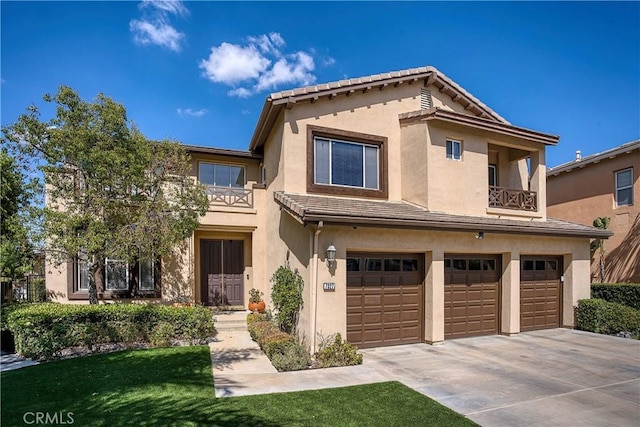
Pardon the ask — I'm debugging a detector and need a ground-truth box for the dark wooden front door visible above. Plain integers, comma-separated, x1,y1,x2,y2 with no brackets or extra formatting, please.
200,239,244,306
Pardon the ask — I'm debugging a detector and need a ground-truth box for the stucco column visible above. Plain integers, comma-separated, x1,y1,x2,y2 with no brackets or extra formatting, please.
563,246,591,327
425,249,444,344
529,149,547,219
501,251,520,335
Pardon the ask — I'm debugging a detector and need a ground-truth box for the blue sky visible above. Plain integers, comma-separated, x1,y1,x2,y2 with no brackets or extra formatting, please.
2,1,638,167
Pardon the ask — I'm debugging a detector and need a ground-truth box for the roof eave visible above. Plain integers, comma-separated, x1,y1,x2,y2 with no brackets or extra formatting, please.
400,108,560,146
299,212,612,239
547,139,640,176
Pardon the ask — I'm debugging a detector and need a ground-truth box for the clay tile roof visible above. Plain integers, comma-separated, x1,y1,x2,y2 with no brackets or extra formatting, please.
274,192,612,238
548,139,640,175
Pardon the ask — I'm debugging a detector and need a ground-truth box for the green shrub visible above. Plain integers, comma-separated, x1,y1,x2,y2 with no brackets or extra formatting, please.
262,332,296,358
270,264,304,334
314,333,363,368
591,283,640,310
270,342,311,371
575,298,640,337
246,312,268,326
150,321,176,347
4,303,216,360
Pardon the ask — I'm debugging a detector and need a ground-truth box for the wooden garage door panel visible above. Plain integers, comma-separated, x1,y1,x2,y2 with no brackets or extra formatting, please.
520,256,561,331
444,255,500,339
347,253,424,348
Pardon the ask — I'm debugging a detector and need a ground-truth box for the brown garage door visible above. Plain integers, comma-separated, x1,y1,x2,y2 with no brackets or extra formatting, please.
347,253,424,348
521,256,562,331
445,255,500,339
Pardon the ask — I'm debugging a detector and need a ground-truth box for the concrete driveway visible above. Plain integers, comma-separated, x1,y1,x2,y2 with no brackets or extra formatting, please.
361,329,640,426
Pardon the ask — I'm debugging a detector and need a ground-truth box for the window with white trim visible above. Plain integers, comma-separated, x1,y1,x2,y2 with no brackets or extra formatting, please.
446,139,462,160
314,137,379,189
199,163,245,188
615,168,633,207
72,256,159,296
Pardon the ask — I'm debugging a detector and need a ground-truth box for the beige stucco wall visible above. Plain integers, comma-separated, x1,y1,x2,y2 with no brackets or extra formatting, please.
399,120,545,219
548,151,640,282
274,84,546,220
295,224,590,350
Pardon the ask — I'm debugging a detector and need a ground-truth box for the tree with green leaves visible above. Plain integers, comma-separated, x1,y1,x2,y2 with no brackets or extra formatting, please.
592,217,610,283
270,262,304,334
0,149,37,285
2,86,209,303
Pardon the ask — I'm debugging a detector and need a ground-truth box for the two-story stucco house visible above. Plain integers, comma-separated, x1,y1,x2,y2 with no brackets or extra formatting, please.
547,140,640,283
46,66,611,350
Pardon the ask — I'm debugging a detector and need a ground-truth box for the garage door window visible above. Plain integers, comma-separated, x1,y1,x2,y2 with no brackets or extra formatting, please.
452,259,466,270
346,258,360,271
403,259,418,272
365,259,382,271
483,259,496,271
469,259,482,270
524,260,558,271
384,259,401,271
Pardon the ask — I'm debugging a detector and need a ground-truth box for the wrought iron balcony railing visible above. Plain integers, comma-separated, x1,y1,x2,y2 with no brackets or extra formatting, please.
488,186,537,211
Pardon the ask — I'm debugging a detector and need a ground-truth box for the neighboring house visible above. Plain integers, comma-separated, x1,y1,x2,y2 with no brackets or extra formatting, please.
547,140,640,283
47,66,610,350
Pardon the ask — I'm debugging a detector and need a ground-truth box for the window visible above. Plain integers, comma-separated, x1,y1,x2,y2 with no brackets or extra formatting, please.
139,259,155,291
78,258,90,290
315,137,379,189
71,256,159,298
365,258,382,271
446,139,462,160
199,163,245,188
615,168,633,207
488,164,497,187
308,126,387,198
105,259,129,290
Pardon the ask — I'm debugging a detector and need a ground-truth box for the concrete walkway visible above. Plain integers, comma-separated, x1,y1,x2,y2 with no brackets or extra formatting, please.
209,314,640,426
210,311,389,397
0,353,39,372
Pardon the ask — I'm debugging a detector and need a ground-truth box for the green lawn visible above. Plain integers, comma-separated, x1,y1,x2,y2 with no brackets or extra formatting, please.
1,346,476,426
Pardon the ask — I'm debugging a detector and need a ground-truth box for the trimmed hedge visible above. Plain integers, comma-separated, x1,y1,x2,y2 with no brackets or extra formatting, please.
591,283,640,310
3,303,216,360
575,298,640,338
246,314,310,371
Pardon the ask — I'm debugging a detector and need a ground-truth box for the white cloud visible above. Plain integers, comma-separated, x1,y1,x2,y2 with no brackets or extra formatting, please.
227,88,253,98
200,43,270,84
130,0,187,52
177,108,208,117
200,33,320,97
140,0,189,17
130,19,184,52
255,52,315,92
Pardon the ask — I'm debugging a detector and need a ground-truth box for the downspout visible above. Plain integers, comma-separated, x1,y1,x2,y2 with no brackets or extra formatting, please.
310,221,324,353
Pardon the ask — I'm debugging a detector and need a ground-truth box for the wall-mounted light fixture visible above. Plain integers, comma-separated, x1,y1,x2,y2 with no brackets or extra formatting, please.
475,231,484,240
326,244,336,266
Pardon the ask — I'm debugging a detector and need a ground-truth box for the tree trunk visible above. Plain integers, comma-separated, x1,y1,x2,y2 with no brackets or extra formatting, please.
89,257,104,304
599,252,606,283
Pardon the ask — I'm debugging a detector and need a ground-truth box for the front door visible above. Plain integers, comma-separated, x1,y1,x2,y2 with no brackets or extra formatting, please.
200,239,244,306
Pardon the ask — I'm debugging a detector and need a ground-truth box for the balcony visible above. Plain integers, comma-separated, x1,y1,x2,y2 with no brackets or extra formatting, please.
205,185,253,208
488,186,537,211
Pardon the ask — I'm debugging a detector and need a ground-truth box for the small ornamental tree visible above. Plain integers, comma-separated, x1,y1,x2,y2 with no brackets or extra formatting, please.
2,86,209,303
592,217,610,283
270,263,304,334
